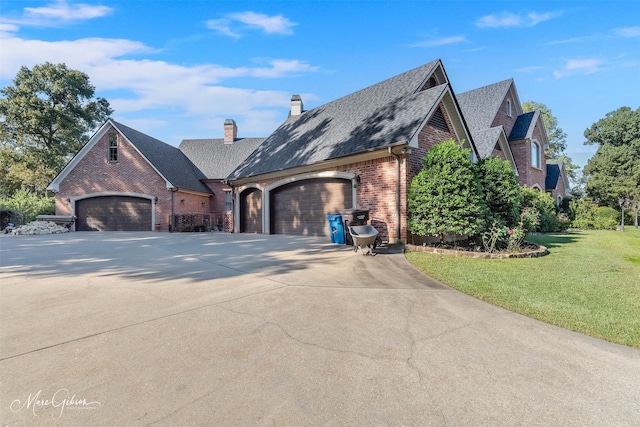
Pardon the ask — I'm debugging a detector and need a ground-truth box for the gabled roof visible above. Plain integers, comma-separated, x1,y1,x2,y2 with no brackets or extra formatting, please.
48,119,211,195
545,161,570,192
509,111,536,141
179,137,264,180
229,59,474,180
456,79,519,171
508,110,550,150
457,79,518,133
473,127,504,159
545,163,561,190
113,121,211,193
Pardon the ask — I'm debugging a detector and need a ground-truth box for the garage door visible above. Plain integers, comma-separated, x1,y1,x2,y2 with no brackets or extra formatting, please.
270,178,352,236
240,188,262,233
76,196,152,231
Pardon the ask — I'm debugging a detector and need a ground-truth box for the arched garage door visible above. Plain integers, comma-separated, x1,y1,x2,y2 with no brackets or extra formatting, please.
76,196,152,231
270,178,352,236
240,188,262,233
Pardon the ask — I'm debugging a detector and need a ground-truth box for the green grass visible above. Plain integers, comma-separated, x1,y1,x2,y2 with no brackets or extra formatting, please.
405,229,640,348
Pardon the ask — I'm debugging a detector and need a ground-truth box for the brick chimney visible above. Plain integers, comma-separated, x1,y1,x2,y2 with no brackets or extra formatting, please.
290,95,303,116
224,119,237,143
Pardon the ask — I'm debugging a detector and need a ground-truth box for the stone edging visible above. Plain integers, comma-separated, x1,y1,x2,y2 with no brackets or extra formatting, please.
405,241,549,259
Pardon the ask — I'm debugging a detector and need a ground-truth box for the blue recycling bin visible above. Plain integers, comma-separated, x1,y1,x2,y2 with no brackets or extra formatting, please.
326,214,345,244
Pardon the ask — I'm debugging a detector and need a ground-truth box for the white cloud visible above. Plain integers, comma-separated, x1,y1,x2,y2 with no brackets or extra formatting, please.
553,58,603,79
205,19,241,39
207,11,296,38
0,34,318,137
476,11,558,28
410,35,467,48
615,26,640,38
25,0,112,21
228,12,296,34
0,0,113,28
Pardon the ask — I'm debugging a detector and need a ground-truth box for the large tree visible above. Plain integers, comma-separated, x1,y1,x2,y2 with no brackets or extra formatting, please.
522,101,579,183
0,62,112,195
583,106,640,207
407,139,486,245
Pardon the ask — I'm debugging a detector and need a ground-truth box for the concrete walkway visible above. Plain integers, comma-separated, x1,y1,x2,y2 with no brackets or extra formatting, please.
1,232,638,426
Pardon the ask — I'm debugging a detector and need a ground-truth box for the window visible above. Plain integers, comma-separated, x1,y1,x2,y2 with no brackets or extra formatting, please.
506,100,512,117
108,133,118,162
224,191,233,211
531,141,541,168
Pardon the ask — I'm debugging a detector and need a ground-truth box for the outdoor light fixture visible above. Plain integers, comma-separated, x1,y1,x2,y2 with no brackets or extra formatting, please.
634,202,639,230
619,197,630,232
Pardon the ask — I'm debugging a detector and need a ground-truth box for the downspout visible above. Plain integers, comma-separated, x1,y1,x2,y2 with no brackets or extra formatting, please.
388,147,401,244
170,188,176,232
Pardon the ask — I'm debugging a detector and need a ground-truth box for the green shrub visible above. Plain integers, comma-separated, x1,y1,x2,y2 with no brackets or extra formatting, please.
408,139,486,244
521,187,566,232
594,206,620,230
477,157,522,228
0,187,54,224
570,198,597,229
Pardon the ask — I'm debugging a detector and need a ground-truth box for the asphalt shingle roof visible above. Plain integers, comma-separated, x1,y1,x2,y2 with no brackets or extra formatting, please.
545,162,561,190
112,120,212,194
457,79,514,133
179,138,264,180
228,60,445,180
456,79,516,160
509,111,536,141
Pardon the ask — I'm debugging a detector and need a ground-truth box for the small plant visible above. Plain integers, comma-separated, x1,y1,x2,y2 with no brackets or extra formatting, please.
482,221,508,253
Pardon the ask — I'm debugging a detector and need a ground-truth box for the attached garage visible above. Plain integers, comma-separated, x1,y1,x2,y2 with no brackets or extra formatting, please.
270,178,352,236
240,188,262,233
76,196,152,231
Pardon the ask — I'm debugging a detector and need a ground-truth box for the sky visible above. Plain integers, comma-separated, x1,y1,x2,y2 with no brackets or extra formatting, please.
1,0,639,172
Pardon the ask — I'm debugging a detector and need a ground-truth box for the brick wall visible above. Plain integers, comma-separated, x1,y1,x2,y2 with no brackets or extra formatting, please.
55,124,210,231
510,140,546,190
491,91,518,137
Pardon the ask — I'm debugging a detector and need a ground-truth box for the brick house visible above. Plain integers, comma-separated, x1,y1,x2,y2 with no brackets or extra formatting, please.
48,58,567,239
226,59,477,243
48,120,212,231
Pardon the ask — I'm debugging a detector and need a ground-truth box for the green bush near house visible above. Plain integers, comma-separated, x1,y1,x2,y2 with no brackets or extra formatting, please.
0,187,54,224
405,229,640,348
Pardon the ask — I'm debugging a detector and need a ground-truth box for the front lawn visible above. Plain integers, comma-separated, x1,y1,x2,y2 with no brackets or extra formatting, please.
405,229,640,348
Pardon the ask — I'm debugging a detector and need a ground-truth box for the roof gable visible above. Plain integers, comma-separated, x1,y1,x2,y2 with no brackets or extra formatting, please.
545,163,561,190
48,119,211,195
457,79,516,133
509,111,536,141
112,121,210,193
229,60,474,180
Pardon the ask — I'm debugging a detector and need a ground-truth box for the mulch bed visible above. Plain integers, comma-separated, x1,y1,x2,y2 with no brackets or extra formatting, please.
405,239,548,259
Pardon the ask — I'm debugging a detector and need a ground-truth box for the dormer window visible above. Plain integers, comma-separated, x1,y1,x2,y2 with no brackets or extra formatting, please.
506,100,512,117
108,133,118,162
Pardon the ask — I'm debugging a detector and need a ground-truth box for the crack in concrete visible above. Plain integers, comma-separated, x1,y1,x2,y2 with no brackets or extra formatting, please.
218,305,387,362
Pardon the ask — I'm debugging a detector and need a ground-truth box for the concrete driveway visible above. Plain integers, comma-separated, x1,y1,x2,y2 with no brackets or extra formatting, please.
1,232,638,426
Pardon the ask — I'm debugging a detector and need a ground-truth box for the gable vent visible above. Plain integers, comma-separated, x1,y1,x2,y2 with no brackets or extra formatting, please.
420,76,438,92
428,106,450,133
